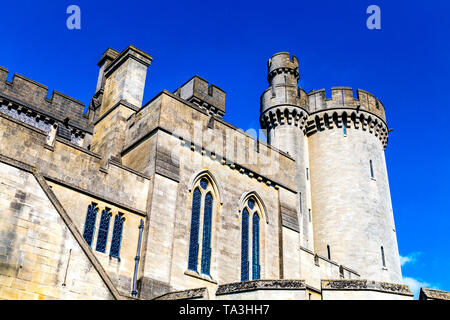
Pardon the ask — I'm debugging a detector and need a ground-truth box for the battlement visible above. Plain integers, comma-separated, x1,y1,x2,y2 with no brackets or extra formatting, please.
174,75,226,117
0,67,90,132
308,87,386,122
268,52,299,70
267,52,299,84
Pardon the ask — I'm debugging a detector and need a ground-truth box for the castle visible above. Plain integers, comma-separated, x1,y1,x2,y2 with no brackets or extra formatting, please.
0,45,417,300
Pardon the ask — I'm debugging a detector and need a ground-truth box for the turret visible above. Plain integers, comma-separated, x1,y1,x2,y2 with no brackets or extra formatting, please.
259,52,403,284
260,52,309,157
259,53,314,255
306,87,401,283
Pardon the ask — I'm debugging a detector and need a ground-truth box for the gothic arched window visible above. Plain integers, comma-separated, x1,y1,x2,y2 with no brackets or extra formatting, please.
201,192,213,275
240,196,263,281
188,188,202,271
83,203,98,247
252,213,261,280
110,213,124,259
241,208,250,281
95,208,111,253
188,177,216,276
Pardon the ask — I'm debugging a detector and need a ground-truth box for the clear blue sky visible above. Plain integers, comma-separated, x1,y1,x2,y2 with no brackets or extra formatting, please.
1,0,448,297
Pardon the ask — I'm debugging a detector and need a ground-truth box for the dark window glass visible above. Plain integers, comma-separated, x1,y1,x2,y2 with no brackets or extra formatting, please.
241,208,249,281
188,188,202,271
110,214,124,258
83,204,98,247
200,178,209,190
95,209,111,253
201,193,213,275
252,213,261,280
248,199,255,210
370,160,374,178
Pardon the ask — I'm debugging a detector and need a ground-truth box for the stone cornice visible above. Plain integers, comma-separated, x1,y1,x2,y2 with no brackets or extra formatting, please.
104,45,152,78
216,280,306,296
420,288,450,300
94,99,140,126
321,280,413,296
305,109,389,149
153,287,208,300
260,105,309,131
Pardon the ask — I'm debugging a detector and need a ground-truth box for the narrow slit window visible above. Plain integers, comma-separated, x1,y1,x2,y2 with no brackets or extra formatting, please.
299,193,302,213
83,203,98,247
370,160,374,178
342,114,347,135
95,208,111,253
327,245,331,260
381,246,386,267
308,209,312,222
109,214,124,259
306,168,309,180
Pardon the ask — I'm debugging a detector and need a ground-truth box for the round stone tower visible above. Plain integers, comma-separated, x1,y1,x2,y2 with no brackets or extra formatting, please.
260,53,314,250
260,52,403,283
260,52,308,156
306,88,402,283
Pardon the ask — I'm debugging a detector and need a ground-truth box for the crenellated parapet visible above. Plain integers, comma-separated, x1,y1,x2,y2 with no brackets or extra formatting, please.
260,85,309,115
267,52,300,85
174,75,226,118
308,87,386,122
0,67,90,132
0,66,91,147
260,104,309,132
306,87,388,148
260,53,309,132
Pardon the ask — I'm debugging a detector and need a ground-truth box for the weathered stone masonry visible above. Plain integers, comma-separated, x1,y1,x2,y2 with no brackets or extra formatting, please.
0,46,414,300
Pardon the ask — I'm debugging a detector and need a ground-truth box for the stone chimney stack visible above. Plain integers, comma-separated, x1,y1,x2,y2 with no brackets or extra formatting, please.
90,45,152,165
95,48,120,94
99,45,152,116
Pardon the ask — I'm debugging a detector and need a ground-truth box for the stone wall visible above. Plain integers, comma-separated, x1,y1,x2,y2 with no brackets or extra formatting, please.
0,66,90,134
155,130,284,291
0,162,113,300
308,124,402,283
0,113,150,213
299,247,360,290
48,181,145,296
